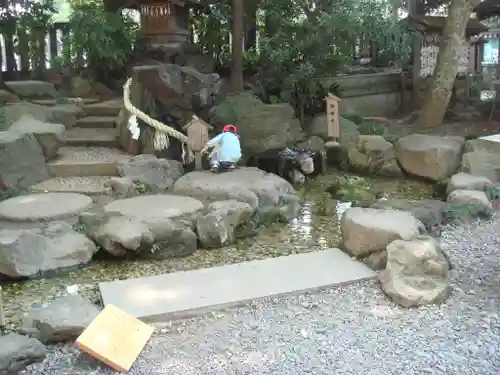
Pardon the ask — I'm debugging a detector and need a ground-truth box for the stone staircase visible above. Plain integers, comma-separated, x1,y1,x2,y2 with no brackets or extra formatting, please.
31,98,130,196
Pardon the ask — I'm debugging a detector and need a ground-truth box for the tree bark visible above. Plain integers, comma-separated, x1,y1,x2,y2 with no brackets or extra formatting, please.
415,0,475,128
231,0,244,92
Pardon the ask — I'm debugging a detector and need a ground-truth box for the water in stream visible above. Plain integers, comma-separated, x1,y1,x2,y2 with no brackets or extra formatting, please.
1,171,433,331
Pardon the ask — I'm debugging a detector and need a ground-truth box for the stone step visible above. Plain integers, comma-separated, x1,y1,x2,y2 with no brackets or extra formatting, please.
83,99,122,117
99,249,375,322
0,192,93,223
76,116,116,129
48,146,128,177
31,98,100,106
31,176,113,196
65,127,116,147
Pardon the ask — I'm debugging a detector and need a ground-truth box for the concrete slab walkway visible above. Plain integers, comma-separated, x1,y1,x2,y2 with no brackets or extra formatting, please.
99,249,375,322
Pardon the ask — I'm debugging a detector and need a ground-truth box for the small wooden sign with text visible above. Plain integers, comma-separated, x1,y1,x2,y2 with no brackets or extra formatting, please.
325,93,341,139
75,304,154,373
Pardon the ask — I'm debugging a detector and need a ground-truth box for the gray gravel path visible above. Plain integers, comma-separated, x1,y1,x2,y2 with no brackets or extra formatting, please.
22,215,500,375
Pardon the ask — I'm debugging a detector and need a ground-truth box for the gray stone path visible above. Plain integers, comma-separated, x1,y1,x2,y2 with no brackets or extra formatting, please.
99,249,375,321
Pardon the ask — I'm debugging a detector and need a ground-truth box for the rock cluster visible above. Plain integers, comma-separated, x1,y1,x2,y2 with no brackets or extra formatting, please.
0,167,300,279
0,295,100,374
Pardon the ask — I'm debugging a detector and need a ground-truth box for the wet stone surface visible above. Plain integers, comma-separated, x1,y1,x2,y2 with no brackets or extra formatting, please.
0,172,433,332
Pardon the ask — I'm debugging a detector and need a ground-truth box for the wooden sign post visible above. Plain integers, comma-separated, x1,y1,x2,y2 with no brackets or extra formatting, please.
0,286,5,329
183,115,213,170
75,304,154,373
325,93,341,140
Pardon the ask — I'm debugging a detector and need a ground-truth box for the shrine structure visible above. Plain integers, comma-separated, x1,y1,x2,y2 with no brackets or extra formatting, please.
403,15,488,105
103,0,203,59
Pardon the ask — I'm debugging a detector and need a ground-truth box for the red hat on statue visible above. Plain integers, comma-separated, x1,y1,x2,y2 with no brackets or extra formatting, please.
222,124,238,134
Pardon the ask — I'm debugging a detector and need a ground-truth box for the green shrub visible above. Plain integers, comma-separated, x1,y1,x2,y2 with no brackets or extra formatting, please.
357,122,389,136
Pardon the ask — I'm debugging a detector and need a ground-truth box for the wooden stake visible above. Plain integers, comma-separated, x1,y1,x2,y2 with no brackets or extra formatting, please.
0,286,6,329
194,152,202,170
325,93,341,140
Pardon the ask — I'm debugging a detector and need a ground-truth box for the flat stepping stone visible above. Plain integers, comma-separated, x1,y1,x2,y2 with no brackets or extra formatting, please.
31,98,100,106
76,116,116,129
48,146,128,177
83,99,122,117
31,176,113,196
104,194,204,221
99,249,375,322
0,193,93,222
65,128,116,147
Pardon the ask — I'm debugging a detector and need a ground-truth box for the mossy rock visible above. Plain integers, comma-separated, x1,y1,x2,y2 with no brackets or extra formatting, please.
311,115,360,147
208,92,305,155
326,175,377,207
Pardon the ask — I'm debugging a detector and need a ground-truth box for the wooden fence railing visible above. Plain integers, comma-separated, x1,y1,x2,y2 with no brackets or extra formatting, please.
0,19,409,82
0,21,73,81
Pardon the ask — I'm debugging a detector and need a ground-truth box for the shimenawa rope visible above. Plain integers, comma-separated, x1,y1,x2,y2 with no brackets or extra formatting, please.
123,77,195,163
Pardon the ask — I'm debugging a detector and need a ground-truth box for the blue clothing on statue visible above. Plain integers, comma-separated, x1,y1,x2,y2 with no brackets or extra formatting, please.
206,132,241,166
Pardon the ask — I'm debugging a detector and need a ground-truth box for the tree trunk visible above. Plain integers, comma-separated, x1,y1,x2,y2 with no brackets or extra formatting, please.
231,0,244,92
415,0,474,128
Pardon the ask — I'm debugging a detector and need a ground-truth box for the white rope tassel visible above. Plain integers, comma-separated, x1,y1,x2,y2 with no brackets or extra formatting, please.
153,130,170,151
123,77,195,164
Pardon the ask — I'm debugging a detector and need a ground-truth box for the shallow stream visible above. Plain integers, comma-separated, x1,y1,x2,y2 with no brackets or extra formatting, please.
1,171,433,331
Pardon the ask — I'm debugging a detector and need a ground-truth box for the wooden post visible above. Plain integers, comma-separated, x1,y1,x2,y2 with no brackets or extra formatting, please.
408,0,421,108
182,115,213,170
325,93,341,140
0,286,5,329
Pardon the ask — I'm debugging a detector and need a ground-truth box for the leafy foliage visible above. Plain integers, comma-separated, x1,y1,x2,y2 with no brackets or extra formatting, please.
63,6,139,82
257,0,410,125
358,122,389,136
190,3,231,65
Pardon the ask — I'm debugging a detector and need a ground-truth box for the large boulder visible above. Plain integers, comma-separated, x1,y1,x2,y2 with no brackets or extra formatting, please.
9,115,66,160
341,207,425,258
80,194,203,257
0,89,20,105
446,189,493,219
172,167,299,222
296,135,325,153
116,154,183,192
311,115,360,169
460,151,500,182
311,115,359,147
0,222,97,278
3,101,82,128
20,295,100,343
5,80,60,98
395,134,464,181
370,199,447,235
80,212,155,256
196,200,254,248
348,135,403,177
0,334,46,375
208,92,305,156
0,131,49,189
379,235,451,307
133,63,221,115
446,172,493,195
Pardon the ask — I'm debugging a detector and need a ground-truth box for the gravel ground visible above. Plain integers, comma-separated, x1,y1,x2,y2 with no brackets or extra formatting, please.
21,215,500,375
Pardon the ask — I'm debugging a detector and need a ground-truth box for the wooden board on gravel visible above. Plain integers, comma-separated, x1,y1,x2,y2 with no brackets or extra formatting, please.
75,304,154,373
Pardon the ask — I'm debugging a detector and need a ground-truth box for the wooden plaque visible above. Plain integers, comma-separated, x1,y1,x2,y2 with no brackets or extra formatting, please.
325,93,341,139
75,304,155,373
